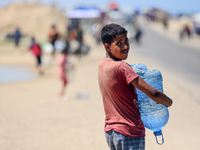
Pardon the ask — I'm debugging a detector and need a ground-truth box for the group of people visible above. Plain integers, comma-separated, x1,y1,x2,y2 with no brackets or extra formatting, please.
29,24,60,76
28,23,75,99
28,21,88,100
29,22,173,149
67,19,90,57
29,21,88,99
14,20,174,149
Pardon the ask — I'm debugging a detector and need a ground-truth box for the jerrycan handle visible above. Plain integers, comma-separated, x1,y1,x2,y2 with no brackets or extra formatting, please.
153,130,164,145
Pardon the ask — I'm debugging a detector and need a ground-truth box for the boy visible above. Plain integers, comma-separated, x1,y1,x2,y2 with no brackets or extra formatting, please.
30,37,43,75
98,23,172,150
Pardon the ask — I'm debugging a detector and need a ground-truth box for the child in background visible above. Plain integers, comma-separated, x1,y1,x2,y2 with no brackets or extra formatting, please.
48,24,59,56
98,23,173,150
58,49,69,99
29,37,43,75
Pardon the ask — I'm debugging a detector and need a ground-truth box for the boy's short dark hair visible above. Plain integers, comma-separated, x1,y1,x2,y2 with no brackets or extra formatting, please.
101,23,127,45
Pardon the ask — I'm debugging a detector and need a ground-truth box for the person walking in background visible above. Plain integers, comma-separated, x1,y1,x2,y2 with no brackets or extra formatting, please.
75,23,84,58
29,37,43,75
133,23,143,44
91,20,103,44
58,49,69,99
68,25,79,54
162,15,169,30
48,24,59,56
68,21,84,58
98,23,172,150
13,27,22,47
179,23,191,40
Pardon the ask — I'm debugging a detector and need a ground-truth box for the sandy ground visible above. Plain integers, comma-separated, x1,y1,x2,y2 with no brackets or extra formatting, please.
0,30,200,150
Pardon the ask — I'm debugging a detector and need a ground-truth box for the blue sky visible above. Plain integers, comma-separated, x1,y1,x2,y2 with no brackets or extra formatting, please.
1,0,200,14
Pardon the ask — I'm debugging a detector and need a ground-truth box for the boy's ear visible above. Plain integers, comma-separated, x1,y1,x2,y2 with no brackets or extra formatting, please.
104,43,111,52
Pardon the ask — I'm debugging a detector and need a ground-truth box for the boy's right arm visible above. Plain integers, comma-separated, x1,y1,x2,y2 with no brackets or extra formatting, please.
130,76,173,107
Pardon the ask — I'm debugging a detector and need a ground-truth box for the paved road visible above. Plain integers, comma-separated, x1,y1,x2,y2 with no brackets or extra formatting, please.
129,25,200,103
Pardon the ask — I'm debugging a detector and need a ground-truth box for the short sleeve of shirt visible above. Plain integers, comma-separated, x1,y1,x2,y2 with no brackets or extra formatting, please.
118,62,138,85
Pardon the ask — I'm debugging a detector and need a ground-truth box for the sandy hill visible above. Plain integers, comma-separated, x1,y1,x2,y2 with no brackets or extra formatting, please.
0,2,68,41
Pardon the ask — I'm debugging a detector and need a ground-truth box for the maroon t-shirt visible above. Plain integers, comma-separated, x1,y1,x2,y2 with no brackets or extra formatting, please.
98,57,145,137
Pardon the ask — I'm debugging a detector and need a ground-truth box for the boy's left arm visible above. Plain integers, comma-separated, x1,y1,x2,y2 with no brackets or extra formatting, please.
130,76,173,107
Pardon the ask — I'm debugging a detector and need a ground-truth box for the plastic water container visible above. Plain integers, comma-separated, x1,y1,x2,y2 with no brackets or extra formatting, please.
130,64,169,145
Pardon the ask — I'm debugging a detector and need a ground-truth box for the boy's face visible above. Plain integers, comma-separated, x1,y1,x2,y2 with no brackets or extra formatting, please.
105,33,129,60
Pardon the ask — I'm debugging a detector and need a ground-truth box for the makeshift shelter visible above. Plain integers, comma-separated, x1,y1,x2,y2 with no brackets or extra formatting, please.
67,6,101,19
192,12,200,35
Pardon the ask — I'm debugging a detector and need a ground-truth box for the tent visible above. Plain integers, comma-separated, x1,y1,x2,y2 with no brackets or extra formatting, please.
193,12,200,23
67,6,101,19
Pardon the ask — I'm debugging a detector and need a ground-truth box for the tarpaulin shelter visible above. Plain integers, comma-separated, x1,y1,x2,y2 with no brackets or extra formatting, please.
67,6,101,19
193,12,200,23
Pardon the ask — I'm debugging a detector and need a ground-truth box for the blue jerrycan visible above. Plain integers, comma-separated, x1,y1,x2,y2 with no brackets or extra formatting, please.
130,64,169,145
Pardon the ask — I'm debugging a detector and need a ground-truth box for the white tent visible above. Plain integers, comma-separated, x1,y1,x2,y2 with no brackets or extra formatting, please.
67,6,101,19
193,12,200,23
